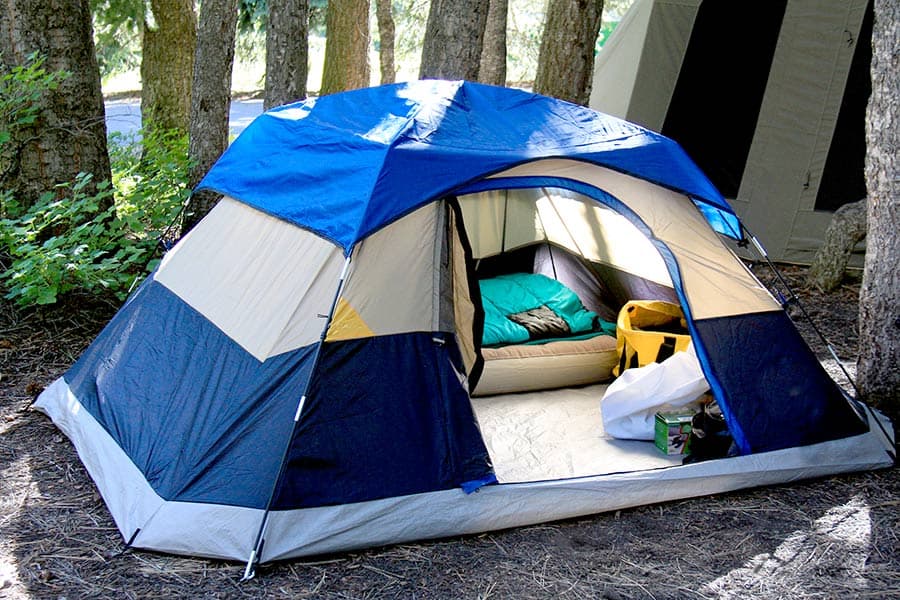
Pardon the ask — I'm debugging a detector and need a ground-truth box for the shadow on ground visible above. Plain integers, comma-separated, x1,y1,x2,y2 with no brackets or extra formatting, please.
1,275,897,599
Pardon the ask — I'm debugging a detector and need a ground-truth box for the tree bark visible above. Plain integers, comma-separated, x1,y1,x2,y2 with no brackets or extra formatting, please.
183,0,239,232
374,0,396,84
419,0,490,80
533,0,603,106
320,0,370,95
806,199,867,293
141,0,197,135
0,0,111,206
478,0,508,86
857,0,900,422
264,0,309,110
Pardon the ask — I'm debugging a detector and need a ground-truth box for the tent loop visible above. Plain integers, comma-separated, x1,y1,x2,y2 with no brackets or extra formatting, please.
242,253,354,581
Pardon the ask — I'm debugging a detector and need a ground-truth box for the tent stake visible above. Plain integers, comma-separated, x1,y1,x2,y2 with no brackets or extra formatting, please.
241,254,353,581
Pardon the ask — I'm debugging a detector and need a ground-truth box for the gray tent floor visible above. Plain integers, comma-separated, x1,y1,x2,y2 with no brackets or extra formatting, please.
471,383,683,483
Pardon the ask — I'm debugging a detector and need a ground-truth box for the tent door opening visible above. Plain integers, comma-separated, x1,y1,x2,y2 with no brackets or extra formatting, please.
455,186,708,483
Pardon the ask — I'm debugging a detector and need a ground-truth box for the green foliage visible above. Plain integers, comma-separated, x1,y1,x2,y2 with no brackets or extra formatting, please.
239,0,268,33
0,53,69,205
0,128,192,307
91,0,144,78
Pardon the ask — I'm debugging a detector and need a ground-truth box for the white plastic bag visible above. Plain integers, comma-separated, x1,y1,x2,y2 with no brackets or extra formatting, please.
600,342,710,440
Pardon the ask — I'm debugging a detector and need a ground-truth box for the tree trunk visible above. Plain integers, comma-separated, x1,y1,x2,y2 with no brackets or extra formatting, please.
533,0,603,106
806,199,867,293
419,0,490,80
857,0,900,422
374,0,396,84
141,0,197,135
183,0,239,232
264,0,309,110
478,0,508,86
0,0,111,206
320,0,370,95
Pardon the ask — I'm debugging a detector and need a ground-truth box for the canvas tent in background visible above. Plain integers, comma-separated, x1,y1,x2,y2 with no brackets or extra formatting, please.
590,0,872,264
34,81,893,575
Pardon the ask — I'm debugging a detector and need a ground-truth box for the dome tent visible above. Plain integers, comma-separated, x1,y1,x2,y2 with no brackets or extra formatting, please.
36,80,893,575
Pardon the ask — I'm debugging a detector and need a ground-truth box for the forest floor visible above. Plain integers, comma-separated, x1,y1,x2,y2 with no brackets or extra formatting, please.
0,264,897,600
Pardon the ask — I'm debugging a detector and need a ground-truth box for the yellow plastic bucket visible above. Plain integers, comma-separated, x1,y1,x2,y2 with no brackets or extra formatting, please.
613,300,692,377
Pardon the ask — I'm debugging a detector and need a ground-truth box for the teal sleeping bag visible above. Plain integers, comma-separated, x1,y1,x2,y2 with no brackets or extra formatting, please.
479,273,600,346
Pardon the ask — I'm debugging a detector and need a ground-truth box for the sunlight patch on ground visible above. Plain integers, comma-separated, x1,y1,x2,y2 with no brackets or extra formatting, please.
703,496,872,598
0,455,38,597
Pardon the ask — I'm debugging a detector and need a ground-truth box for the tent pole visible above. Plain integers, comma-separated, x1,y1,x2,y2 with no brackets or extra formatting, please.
241,253,353,581
740,226,877,423
501,190,508,254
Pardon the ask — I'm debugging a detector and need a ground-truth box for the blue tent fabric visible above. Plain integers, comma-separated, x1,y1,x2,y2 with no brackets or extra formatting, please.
65,279,494,510
272,332,494,509
65,280,317,509
692,312,868,453
197,80,739,252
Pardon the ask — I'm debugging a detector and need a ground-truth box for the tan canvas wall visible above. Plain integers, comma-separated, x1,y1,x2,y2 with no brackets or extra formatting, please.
624,0,700,130
591,0,868,264
735,0,868,263
588,0,655,120
589,0,699,130
327,203,439,341
156,197,345,361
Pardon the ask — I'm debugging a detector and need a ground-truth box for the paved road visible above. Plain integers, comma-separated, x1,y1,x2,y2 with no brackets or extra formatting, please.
104,98,265,139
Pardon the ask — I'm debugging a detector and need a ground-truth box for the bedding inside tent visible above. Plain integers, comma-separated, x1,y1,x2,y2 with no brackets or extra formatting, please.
457,185,716,482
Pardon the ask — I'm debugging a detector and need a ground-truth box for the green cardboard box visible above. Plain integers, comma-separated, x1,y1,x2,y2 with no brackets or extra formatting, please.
654,411,694,455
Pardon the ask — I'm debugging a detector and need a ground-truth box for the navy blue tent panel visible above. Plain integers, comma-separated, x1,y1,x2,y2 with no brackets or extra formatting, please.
65,281,317,509
692,311,868,453
198,80,739,252
272,332,494,510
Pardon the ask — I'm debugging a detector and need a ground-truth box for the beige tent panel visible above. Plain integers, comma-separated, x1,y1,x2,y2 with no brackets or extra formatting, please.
588,0,655,120
737,0,867,263
460,189,545,258
327,203,438,341
487,159,778,320
589,0,700,130
625,0,700,130
156,197,344,361
460,190,507,257
536,191,672,286
460,188,672,287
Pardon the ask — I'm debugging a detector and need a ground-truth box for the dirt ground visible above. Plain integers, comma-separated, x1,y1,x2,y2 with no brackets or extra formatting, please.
0,264,897,600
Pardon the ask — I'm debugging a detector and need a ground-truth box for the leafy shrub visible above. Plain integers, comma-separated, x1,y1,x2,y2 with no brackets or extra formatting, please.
0,52,69,217
1,128,191,306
